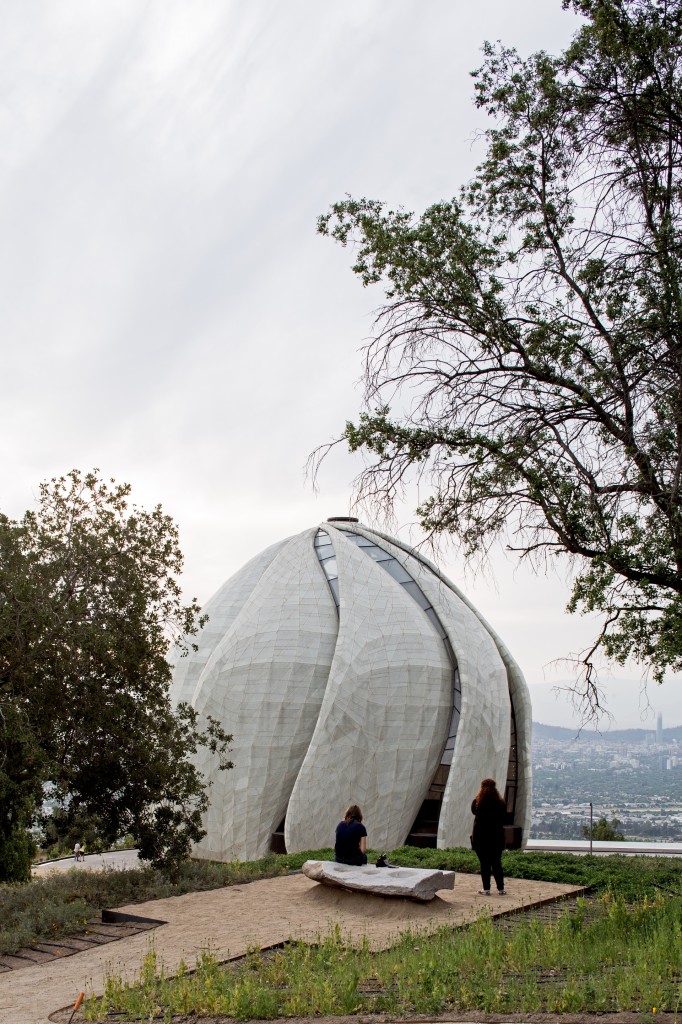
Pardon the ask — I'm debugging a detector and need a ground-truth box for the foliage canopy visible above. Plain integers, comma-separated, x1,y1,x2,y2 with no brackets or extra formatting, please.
0,469,231,881
317,0,682,711
582,815,625,840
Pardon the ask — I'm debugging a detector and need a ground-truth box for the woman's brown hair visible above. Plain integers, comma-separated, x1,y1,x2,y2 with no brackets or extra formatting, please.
344,804,363,823
474,778,503,805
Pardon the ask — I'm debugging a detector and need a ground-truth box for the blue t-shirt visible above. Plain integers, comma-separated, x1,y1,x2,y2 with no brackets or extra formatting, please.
335,819,367,865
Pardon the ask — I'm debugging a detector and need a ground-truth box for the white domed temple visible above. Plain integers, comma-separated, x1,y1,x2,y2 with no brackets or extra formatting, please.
171,518,532,862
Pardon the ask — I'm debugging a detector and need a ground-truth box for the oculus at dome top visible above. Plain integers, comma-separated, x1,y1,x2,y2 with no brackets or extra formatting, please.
171,518,532,862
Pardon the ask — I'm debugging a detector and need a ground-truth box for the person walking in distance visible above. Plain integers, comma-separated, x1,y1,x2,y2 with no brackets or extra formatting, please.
471,778,507,895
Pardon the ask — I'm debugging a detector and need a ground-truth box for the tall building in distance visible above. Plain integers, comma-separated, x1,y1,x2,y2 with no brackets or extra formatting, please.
657,711,663,744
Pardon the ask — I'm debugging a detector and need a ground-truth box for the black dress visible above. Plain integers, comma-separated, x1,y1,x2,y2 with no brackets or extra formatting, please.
471,793,506,892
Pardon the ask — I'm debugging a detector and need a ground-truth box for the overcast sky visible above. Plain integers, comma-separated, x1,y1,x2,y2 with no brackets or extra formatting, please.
2,1,679,727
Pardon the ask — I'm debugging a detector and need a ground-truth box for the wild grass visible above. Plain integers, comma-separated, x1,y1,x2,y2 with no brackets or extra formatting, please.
85,892,682,1021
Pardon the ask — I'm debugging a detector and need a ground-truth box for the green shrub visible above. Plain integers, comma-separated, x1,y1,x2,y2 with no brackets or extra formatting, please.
0,822,36,885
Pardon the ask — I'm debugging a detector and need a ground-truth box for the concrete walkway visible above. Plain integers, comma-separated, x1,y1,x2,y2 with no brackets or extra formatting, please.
0,872,584,1024
32,850,143,876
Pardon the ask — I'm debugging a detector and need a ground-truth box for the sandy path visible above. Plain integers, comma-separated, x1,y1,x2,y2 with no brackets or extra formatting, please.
0,872,584,1024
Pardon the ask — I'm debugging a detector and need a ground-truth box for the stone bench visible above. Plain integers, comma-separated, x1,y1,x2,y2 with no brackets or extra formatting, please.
301,859,455,902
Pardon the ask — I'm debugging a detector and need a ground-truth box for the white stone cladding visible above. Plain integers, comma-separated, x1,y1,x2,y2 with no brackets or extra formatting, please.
284,527,451,853
175,530,338,862
329,524,512,850
391,552,511,849
356,526,533,846
171,537,291,707
171,521,533,862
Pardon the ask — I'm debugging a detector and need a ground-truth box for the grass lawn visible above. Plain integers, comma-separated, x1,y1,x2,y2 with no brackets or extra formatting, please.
2,846,681,957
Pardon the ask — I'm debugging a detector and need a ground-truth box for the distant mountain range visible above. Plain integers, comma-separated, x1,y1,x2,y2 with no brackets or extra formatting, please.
527,676,681,730
533,721,682,743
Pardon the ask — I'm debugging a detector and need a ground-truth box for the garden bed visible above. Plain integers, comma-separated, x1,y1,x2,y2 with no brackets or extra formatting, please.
80,891,682,1020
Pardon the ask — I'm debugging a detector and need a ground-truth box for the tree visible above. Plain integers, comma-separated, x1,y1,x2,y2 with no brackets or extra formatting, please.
582,815,625,840
316,0,682,716
0,470,231,882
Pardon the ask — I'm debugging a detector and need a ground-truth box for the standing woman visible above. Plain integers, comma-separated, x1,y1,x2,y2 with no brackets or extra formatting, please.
471,778,507,895
334,804,368,865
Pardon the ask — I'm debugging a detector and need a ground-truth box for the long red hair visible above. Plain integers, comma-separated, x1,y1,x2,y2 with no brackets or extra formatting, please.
474,778,503,805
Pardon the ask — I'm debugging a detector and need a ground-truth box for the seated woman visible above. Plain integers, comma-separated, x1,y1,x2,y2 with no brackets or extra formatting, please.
334,804,367,865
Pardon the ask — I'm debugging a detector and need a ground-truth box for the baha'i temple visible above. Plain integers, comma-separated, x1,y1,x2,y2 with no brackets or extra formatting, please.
171,518,532,862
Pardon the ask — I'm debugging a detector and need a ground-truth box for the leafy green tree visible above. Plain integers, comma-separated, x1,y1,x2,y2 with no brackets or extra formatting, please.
0,470,232,882
317,0,682,715
583,815,625,841
40,807,107,857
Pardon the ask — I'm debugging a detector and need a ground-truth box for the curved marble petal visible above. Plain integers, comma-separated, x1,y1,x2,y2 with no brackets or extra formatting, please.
285,527,452,853
394,555,510,849
431,573,532,845
189,529,339,862
470,631,533,842
171,536,291,707
364,528,532,844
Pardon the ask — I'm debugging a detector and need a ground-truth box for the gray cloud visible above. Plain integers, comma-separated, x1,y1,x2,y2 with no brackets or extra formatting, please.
5,0,674,714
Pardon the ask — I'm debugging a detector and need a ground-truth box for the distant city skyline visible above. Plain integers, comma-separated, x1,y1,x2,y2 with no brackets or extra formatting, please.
529,678,682,731
532,724,682,843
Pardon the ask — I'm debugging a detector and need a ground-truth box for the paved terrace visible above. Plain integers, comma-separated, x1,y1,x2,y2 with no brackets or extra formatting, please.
0,872,584,1024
